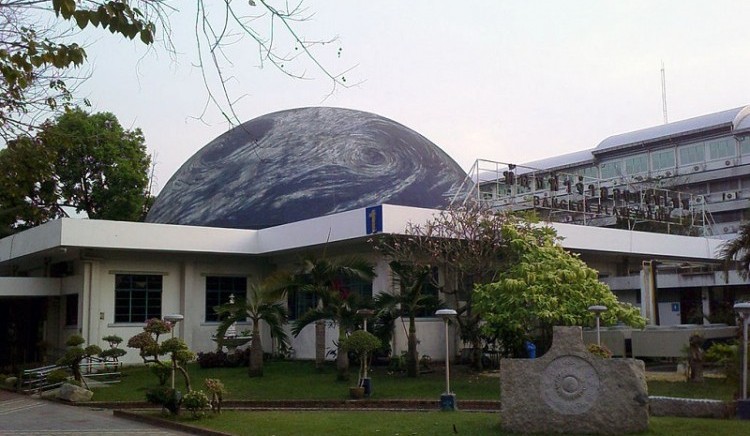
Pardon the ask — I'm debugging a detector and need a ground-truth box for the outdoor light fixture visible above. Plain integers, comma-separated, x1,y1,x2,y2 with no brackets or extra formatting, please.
588,305,607,347
734,303,750,401
163,313,184,389
356,308,375,332
436,308,458,411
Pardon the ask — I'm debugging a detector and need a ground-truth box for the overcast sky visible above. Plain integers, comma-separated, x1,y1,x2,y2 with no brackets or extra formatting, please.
77,1,750,194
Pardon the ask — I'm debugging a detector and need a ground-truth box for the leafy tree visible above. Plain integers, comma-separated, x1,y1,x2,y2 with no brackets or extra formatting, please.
371,205,523,370
127,318,195,391
474,222,645,357
720,222,750,280
287,254,375,380
374,261,440,378
56,334,101,388
0,1,349,139
0,108,151,234
214,282,290,377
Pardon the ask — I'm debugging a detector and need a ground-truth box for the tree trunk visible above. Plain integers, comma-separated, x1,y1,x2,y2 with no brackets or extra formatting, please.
248,320,264,377
407,316,419,378
315,319,326,369
336,324,349,381
176,363,191,392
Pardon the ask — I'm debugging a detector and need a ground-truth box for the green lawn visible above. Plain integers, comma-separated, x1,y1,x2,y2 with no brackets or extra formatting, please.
91,360,737,403
158,411,750,436
93,361,500,402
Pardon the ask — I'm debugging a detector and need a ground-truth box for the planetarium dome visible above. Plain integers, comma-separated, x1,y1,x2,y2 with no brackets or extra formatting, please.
146,107,467,229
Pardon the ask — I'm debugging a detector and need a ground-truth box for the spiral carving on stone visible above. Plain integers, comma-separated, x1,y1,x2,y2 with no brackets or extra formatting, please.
541,356,600,415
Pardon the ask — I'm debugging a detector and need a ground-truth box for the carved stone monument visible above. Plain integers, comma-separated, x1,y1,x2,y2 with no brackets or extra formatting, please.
501,326,649,434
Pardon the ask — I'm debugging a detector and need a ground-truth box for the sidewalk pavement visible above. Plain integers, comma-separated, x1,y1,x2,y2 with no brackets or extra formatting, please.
0,390,190,436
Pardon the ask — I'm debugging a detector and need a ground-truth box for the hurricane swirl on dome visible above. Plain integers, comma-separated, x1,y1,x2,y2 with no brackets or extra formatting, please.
146,107,467,229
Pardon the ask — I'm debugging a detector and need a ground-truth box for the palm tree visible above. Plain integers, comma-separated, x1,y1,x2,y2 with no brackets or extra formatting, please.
287,254,375,379
720,222,750,281
215,281,289,377
375,260,440,378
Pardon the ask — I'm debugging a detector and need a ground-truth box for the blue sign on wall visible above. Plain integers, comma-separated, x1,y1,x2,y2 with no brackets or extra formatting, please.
366,205,383,234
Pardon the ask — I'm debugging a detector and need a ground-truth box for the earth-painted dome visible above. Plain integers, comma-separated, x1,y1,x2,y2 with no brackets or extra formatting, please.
146,107,467,229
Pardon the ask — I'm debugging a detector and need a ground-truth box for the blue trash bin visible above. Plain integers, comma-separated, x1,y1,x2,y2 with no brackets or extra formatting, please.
525,341,536,359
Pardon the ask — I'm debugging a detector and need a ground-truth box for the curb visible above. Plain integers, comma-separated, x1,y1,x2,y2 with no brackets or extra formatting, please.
113,410,234,436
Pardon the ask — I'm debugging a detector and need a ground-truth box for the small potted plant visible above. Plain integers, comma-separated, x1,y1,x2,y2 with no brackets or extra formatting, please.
340,330,381,399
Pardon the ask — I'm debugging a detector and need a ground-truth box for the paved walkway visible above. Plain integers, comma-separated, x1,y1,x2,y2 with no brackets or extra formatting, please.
0,390,189,436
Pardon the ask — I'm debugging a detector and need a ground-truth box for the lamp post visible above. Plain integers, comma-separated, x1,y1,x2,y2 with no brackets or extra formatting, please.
436,308,457,411
356,308,375,332
588,305,607,347
163,314,184,389
734,302,750,413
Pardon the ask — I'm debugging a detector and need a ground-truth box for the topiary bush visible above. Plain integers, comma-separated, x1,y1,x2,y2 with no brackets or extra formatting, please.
146,386,181,415
182,390,210,418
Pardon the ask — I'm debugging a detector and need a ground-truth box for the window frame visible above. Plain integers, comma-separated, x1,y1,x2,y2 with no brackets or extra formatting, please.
114,274,163,324
205,276,248,322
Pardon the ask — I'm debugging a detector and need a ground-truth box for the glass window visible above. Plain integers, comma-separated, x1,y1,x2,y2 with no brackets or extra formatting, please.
205,276,247,322
741,138,750,155
578,166,599,180
416,267,440,317
678,142,705,165
287,288,317,321
114,274,162,323
707,138,735,160
65,294,78,326
599,160,622,180
624,154,648,175
651,149,675,171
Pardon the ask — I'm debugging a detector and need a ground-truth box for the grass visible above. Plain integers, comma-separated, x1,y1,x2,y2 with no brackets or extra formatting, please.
91,360,737,402
156,411,750,436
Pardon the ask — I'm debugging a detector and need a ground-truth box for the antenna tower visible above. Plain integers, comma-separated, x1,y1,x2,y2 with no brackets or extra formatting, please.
661,61,668,124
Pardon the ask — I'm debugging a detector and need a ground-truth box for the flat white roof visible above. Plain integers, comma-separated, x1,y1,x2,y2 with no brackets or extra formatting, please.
0,204,726,264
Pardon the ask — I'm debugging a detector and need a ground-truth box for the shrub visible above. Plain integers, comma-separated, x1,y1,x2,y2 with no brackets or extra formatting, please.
204,378,227,414
705,341,740,386
146,386,181,415
46,369,71,385
587,343,613,358
150,362,172,386
182,390,210,418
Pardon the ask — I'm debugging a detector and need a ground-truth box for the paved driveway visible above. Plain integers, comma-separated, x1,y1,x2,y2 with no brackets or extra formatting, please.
0,390,188,435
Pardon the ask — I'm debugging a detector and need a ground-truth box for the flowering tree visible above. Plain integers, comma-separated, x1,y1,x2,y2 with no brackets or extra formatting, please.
127,318,195,390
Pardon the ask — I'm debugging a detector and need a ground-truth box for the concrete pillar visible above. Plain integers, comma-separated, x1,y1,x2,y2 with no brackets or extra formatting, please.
640,261,658,326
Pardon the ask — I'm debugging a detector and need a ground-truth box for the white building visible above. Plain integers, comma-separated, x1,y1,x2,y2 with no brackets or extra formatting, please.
0,107,747,368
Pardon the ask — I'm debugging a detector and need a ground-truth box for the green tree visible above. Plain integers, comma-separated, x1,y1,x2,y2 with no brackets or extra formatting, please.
0,108,151,233
0,1,349,139
720,222,750,280
474,222,645,357
127,318,195,390
374,261,440,378
287,254,375,380
371,206,521,370
214,282,290,377
56,334,101,388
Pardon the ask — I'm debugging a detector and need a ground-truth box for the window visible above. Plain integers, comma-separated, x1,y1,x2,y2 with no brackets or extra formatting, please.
65,294,78,326
651,149,675,171
114,274,162,323
707,138,735,160
576,166,599,180
624,154,648,175
416,267,440,317
741,138,750,155
678,142,705,165
287,289,316,321
599,160,622,180
205,276,247,322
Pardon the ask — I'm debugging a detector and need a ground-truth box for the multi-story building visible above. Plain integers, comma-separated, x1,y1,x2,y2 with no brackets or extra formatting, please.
466,105,750,237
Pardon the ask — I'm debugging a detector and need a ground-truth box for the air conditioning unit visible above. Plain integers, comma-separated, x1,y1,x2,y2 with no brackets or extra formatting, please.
723,226,737,234
722,192,739,201
725,160,733,166
693,196,705,204
665,171,673,177
692,165,702,172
